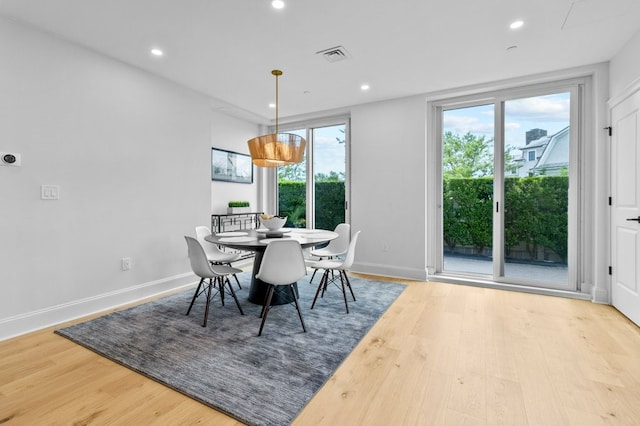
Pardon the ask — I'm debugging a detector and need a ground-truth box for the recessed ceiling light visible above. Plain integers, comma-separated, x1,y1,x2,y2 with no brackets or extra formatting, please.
269,103,276,108
510,20,524,30
272,0,285,9
150,48,164,57
361,84,370,91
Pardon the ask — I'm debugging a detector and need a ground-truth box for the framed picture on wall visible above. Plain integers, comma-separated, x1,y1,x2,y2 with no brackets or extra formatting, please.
211,148,253,184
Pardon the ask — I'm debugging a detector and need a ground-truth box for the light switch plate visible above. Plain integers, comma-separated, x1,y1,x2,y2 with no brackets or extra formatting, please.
41,185,60,200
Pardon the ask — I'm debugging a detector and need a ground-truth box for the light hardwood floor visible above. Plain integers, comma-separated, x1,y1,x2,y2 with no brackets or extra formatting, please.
2,276,640,425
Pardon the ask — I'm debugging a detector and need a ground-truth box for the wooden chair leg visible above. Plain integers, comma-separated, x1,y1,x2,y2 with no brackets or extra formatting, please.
259,285,271,318
311,270,328,309
342,271,356,301
227,263,242,289
290,284,306,332
186,278,204,315
224,276,244,315
258,285,275,336
232,274,242,289
202,278,213,327
339,272,349,314
320,270,332,298
216,276,225,306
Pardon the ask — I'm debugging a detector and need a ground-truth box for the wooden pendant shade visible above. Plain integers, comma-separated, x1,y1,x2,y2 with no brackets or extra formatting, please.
247,70,306,167
247,133,306,167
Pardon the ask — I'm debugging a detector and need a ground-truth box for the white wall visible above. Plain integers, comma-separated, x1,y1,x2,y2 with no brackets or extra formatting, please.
350,95,428,280
610,28,640,99
210,114,259,214
3,18,636,340
348,64,612,291
602,27,640,304
0,18,255,340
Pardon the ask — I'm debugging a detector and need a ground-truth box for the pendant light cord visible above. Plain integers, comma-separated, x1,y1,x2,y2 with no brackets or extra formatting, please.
272,69,282,134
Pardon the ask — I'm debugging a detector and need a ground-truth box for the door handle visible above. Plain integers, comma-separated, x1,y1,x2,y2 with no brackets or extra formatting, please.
626,216,640,222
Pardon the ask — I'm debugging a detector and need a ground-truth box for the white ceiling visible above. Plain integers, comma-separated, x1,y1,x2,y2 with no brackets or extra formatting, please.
2,0,640,123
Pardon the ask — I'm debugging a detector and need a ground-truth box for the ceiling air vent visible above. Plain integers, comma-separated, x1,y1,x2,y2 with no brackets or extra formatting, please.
316,45,351,63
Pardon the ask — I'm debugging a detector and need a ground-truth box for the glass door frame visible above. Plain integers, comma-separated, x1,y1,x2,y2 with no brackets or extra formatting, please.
428,79,585,291
273,116,351,229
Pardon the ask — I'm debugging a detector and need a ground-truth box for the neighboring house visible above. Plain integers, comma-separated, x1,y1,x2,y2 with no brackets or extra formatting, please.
513,127,569,177
530,126,570,176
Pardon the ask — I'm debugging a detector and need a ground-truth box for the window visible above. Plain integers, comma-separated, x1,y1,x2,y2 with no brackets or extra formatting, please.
430,78,585,291
275,119,350,230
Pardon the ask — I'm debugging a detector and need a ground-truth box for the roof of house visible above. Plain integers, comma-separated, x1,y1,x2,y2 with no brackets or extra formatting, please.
531,126,570,173
523,136,551,150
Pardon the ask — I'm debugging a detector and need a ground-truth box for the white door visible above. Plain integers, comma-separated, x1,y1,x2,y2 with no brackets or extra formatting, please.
611,89,640,327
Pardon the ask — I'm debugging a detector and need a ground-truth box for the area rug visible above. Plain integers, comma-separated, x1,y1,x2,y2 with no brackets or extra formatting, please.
55,274,406,425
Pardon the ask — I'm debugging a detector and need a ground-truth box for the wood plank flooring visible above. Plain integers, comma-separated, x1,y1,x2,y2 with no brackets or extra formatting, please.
2,276,640,425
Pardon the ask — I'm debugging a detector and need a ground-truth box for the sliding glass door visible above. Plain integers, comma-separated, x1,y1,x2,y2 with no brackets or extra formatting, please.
277,128,307,227
311,124,347,230
439,84,578,290
442,104,495,275
277,121,348,230
502,93,571,285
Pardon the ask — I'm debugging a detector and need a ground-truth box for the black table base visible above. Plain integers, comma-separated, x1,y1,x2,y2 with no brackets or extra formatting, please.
205,229,336,306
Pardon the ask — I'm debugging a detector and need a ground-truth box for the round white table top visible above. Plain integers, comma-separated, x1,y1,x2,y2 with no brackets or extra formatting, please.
205,228,338,251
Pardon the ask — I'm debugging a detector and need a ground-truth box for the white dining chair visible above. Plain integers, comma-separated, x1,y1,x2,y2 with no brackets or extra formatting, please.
184,236,244,327
195,225,242,289
310,231,361,313
308,223,350,283
255,239,308,336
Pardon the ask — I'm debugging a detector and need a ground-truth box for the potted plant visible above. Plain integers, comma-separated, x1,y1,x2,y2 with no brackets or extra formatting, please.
227,201,250,214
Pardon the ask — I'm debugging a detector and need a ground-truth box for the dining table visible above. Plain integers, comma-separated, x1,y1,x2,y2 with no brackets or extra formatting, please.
205,227,338,305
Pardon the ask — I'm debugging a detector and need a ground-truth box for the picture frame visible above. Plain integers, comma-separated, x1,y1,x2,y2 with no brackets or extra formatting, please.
211,148,253,184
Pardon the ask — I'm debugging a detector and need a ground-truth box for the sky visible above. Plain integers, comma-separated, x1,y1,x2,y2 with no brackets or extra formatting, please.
312,125,346,176
287,124,346,176
443,92,571,152
282,91,571,176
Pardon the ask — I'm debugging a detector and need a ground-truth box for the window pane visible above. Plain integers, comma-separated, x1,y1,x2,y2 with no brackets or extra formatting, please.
313,124,346,230
503,92,570,284
442,104,495,275
278,128,307,228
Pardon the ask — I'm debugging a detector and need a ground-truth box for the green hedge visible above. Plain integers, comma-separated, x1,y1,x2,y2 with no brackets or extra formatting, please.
278,181,345,230
443,178,494,254
444,176,568,262
281,176,568,264
278,181,306,228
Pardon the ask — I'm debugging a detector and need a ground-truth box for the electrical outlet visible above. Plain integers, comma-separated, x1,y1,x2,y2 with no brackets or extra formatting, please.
121,257,131,271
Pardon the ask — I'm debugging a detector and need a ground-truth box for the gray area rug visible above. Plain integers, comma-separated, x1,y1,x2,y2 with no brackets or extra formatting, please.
55,274,405,425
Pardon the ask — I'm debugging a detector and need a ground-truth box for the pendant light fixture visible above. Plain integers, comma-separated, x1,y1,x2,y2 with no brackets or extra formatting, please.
247,70,306,167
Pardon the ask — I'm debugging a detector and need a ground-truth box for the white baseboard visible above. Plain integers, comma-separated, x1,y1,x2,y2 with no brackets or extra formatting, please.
591,284,609,304
351,261,428,281
0,272,197,342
